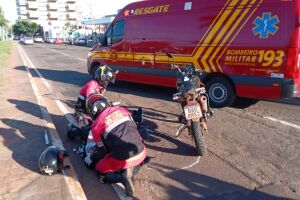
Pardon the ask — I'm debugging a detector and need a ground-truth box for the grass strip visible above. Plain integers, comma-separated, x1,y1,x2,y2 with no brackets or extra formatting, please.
0,41,13,95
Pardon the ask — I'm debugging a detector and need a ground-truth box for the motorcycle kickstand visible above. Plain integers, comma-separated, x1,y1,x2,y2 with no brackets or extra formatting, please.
175,124,187,138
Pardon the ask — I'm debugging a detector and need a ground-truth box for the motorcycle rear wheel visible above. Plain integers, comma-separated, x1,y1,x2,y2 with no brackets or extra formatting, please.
191,121,206,156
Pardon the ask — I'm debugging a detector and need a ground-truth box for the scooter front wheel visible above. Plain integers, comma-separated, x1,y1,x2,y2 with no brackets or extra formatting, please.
67,123,77,140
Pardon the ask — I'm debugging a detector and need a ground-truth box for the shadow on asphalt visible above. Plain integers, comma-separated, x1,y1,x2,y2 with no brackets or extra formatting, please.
14,65,177,102
264,97,300,106
144,128,198,157
126,106,179,121
14,63,176,105
150,163,293,200
229,97,260,109
7,99,41,119
0,120,46,173
125,108,199,157
14,66,91,87
109,81,176,102
1,99,47,172
62,99,179,123
4,99,118,200
230,97,300,109
13,66,300,109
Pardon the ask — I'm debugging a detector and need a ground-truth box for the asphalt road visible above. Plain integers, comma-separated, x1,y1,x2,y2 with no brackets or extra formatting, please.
19,42,300,200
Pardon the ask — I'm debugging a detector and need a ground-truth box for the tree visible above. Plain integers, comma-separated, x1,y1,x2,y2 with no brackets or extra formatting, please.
0,6,8,40
27,21,38,36
12,20,27,36
64,22,76,35
12,20,39,36
0,6,8,27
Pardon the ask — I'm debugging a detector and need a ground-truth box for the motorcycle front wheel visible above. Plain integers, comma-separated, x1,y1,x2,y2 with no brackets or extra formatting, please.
190,121,206,156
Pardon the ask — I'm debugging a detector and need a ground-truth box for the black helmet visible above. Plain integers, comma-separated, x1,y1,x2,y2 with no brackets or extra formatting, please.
38,146,65,176
94,65,117,88
86,94,110,120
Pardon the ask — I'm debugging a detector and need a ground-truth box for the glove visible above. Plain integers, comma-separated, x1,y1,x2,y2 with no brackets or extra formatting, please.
84,152,93,166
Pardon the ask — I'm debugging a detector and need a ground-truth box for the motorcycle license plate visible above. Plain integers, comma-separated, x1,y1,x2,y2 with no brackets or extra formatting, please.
184,104,202,120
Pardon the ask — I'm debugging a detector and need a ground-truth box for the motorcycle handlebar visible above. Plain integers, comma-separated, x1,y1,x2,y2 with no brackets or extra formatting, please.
167,52,206,75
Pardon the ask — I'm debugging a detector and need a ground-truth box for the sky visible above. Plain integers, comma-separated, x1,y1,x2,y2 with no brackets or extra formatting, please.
0,0,17,24
81,0,138,18
0,0,138,24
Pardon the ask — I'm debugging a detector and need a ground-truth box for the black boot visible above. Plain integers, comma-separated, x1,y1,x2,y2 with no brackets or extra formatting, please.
100,172,122,184
121,168,134,197
100,169,134,197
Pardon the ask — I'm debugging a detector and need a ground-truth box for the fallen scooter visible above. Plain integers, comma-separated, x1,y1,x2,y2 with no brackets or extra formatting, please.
67,94,148,143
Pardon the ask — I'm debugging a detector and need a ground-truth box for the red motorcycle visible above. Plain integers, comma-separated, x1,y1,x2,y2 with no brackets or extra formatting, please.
167,53,213,156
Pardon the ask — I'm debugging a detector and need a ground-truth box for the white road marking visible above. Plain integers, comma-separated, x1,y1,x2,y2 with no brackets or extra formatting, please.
19,44,52,91
47,46,71,58
19,44,129,200
17,44,87,200
78,58,86,62
19,44,77,126
161,156,201,173
264,116,300,130
145,128,202,172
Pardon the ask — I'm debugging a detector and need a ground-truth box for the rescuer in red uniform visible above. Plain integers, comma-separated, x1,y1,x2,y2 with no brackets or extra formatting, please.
75,65,117,113
67,65,117,141
83,96,147,197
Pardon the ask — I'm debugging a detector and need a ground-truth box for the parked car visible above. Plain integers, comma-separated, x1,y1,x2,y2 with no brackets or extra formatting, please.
75,38,86,46
86,39,95,47
20,36,25,43
45,38,55,43
53,38,63,44
34,36,44,43
13,35,20,40
23,37,34,45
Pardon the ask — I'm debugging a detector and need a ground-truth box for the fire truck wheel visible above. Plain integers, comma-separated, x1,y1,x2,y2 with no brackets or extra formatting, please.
206,77,236,108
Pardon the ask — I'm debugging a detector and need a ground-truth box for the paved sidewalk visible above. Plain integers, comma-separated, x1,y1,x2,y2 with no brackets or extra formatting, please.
0,43,71,200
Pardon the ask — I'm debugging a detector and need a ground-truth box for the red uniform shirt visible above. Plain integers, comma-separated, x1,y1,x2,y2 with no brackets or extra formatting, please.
79,80,104,100
92,106,145,160
91,106,132,142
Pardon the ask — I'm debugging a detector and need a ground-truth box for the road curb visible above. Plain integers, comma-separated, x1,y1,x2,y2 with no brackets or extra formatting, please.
17,43,87,200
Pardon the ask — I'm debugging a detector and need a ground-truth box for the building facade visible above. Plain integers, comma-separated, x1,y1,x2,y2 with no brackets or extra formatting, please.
15,0,83,39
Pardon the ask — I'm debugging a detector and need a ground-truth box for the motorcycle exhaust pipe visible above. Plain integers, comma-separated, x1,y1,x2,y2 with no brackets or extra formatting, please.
173,93,181,100
173,96,179,100
199,95,208,113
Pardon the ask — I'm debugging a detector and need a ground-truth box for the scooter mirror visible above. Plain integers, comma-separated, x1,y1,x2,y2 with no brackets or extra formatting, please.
166,53,173,59
112,102,121,106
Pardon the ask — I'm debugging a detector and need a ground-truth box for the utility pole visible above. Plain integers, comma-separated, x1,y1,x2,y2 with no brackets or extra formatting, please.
89,2,95,43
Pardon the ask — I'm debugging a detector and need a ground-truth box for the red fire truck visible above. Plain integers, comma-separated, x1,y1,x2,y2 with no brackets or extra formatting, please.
87,0,300,107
